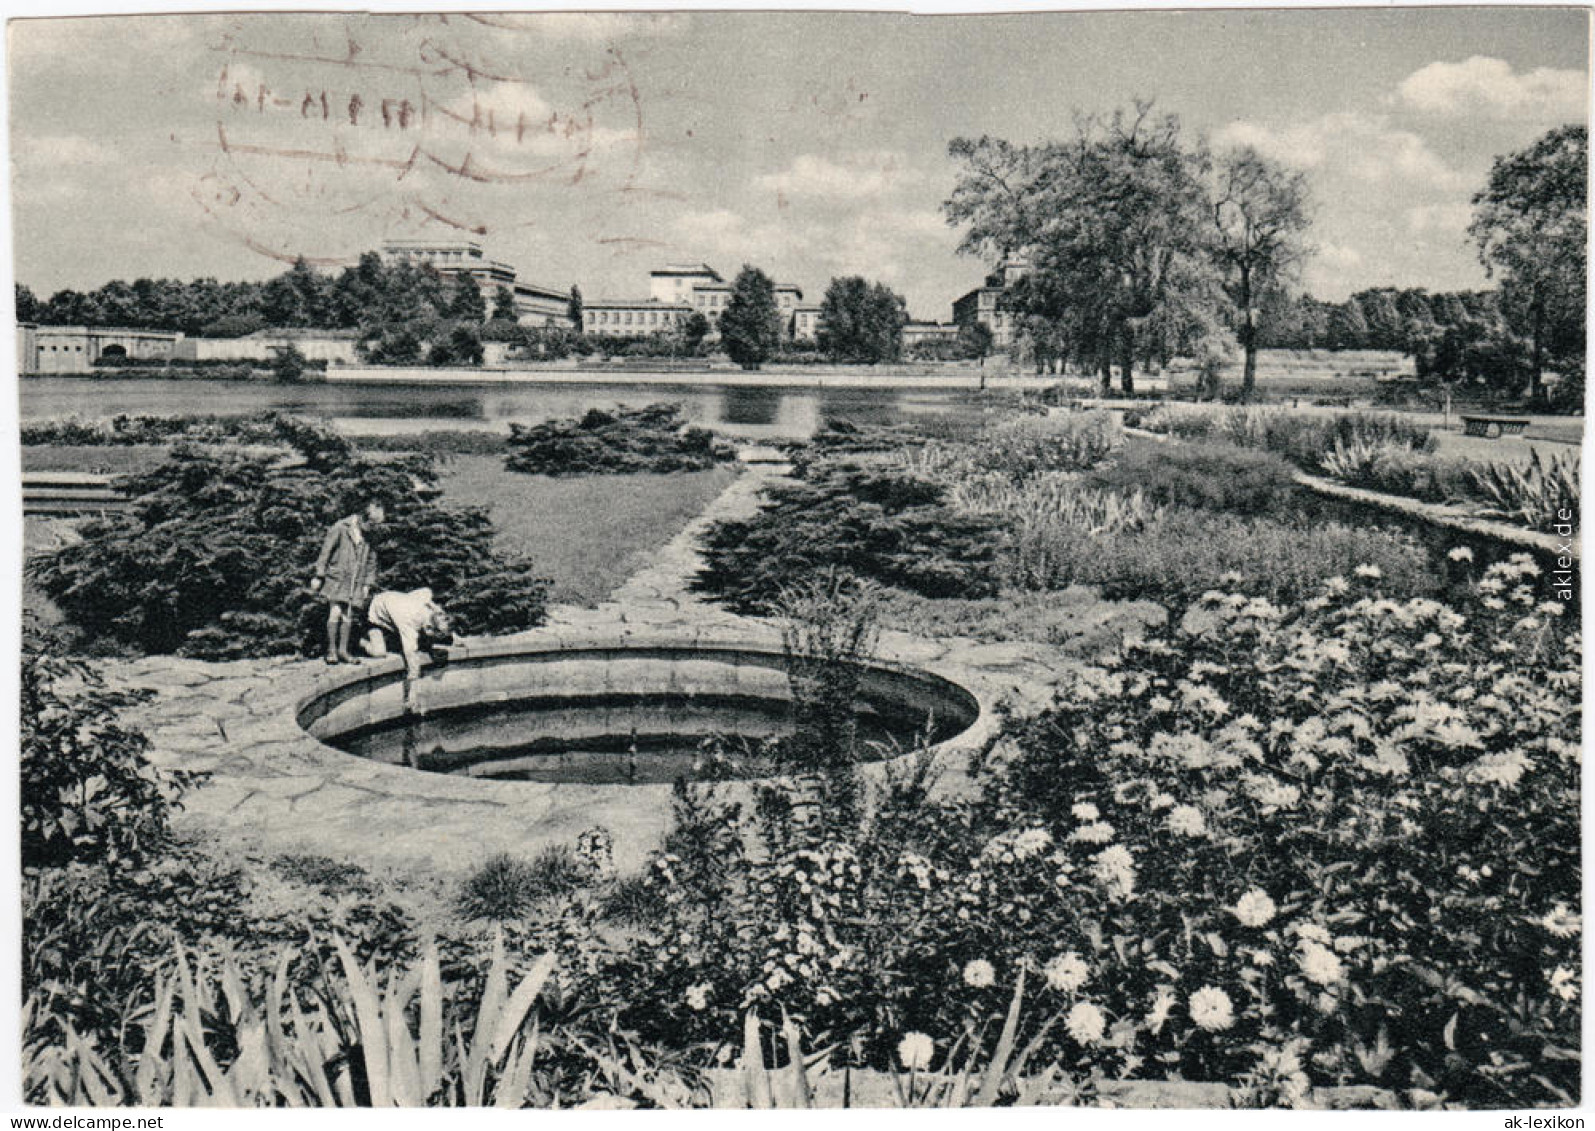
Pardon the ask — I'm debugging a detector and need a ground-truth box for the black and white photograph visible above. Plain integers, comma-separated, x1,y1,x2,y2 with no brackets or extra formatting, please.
7,5,1587,1114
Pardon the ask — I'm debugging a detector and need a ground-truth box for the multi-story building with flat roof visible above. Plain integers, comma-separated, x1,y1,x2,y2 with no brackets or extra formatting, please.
379,240,573,328
589,263,813,340
952,257,1031,349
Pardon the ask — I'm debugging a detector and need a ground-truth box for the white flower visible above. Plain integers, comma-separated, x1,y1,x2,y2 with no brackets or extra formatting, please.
1189,986,1235,1032
1150,731,1216,770
1466,749,1531,787
1150,792,1176,811
1166,805,1207,837
1447,547,1474,563
897,1032,935,1071
1353,564,1383,580
1233,888,1277,928
1549,967,1579,1003
1146,991,1176,1034
963,959,997,988
1065,1001,1106,1045
1044,952,1090,994
1539,903,1582,939
1091,845,1137,901
1298,941,1344,986
1243,774,1300,812
1324,576,1350,597
685,982,712,1011
1071,802,1100,821
1071,821,1116,845
1294,922,1333,946
1013,828,1054,859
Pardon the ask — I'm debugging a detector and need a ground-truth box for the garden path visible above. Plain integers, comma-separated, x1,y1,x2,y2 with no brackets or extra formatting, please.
101,461,1084,878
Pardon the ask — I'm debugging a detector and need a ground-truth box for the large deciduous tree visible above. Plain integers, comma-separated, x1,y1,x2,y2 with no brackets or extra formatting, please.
945,104,1232,395
719,266,783,370
1210,147,1311,397
818,276,909,363
1469,124,1587,402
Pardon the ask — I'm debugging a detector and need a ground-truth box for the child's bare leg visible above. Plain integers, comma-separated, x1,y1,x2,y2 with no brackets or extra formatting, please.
336,615,355,662
325,603,345,662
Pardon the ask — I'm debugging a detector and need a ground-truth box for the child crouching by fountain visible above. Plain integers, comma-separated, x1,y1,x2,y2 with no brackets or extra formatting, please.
362,587,455,709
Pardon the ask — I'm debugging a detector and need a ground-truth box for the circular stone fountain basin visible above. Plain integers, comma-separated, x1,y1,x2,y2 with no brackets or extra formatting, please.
297,639,982,785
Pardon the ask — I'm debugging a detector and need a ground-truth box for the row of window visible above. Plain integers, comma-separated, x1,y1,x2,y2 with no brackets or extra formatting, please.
590,309,689,328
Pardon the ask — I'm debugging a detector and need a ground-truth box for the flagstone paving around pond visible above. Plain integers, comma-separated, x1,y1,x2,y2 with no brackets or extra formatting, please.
104,463,1092,879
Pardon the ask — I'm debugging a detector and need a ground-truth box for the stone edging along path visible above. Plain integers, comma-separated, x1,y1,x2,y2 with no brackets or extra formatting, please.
104,462,1082,877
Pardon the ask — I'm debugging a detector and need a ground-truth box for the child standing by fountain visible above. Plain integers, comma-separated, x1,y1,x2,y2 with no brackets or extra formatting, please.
309,502,384,665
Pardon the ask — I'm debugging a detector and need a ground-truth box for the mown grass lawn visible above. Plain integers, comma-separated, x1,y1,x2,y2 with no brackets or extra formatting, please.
434,456,739,605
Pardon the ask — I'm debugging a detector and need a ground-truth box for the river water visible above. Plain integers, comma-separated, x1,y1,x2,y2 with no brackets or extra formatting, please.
19,377,993,442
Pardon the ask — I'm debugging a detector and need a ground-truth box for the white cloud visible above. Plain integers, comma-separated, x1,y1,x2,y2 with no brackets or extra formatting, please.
665,203,948,293
753,151,913,201
1302,242,1368,300
1398,56,1587,120
1214,112,1470,192
1406,202,1475,237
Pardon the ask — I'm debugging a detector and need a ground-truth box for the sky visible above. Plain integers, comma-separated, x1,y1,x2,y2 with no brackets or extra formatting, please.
6,8,1589,318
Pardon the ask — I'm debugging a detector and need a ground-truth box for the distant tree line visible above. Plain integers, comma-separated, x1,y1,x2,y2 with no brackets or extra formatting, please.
15,252,504,367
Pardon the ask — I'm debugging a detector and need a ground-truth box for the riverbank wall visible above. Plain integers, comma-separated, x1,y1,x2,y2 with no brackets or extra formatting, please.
317,363,1153,392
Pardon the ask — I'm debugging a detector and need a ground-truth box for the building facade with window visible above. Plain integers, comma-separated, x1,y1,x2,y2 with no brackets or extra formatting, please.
589,263,812,340
952,258,1031,350
792,304,822,342
379,240,573,328
584,299,694,336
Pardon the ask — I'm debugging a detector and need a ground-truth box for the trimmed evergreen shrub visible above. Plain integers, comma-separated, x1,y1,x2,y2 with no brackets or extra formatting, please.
504,403,736,476
28,416,549,657
694,461,1005,612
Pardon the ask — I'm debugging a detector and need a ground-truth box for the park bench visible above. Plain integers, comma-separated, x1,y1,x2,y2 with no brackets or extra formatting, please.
1460,414,1531,439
